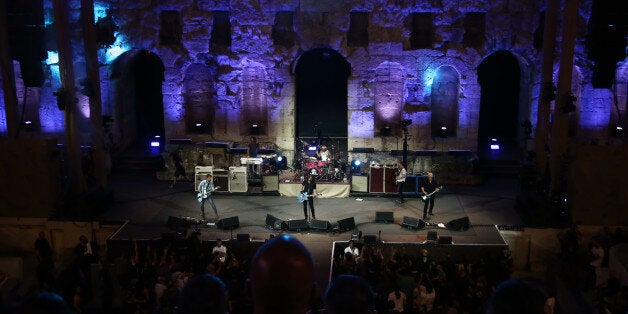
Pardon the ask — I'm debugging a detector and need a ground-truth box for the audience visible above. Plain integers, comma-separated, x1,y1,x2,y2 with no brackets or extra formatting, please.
5,224,628,314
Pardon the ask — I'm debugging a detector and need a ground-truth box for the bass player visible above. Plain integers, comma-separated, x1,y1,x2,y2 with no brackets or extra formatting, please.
421,172,440,219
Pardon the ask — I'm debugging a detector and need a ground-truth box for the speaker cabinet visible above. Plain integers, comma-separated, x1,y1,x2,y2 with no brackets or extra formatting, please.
213,169,229,192
375,211,394,223
288,219,309,230
262,175,279,191
337,217,356,232
427,231,438,241
351,175,368,192
236,233,250,242
217,216,240,230
445,217,470,231
265,214,285,230
310,219,330,231
229,166,248,192
402,216,425,230
438,236,453,244
363,235,377,244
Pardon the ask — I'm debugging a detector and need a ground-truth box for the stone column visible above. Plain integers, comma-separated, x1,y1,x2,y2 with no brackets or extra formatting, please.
0,0,19,138
534,0,559,178
54,0,86,194
549,0,579,195
81,0,107,188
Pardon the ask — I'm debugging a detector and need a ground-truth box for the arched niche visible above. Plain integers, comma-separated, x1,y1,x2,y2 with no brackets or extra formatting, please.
477,50,521,158
373,61,405,137
109,49,165,155
240,61,268,136
183,63,215,134
431,65,460,137
295,48,350,150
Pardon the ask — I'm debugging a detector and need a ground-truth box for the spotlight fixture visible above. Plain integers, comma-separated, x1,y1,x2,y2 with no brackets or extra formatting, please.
351,158,362,174
490,138,500,150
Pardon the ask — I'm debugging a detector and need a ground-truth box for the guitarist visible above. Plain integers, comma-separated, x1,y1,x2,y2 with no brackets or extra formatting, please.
421,172,439,219
301,174,317,220
198,174,219,220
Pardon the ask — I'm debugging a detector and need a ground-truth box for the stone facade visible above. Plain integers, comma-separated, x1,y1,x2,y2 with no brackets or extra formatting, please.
0,0,625,170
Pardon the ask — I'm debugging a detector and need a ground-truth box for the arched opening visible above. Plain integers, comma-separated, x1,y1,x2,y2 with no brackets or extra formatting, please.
184,63,215,134
110,49,165,156
431,66,460,137
295,48,350,157
477,50,521,160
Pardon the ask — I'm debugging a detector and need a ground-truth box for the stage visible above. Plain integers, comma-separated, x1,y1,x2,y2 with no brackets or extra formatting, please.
103,172,523,292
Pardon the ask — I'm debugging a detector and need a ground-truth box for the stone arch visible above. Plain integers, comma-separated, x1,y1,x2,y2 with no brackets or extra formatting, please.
183,63,215,134
240,60,268,136
431,65,460,137
294,47,351,141
373,61,405,137
109,49,165,155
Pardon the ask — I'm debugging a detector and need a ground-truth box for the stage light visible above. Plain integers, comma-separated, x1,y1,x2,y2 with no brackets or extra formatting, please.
614,126,624,137
351,158,362,174
490,138,500,150
150,141,160,147
276,155,287,170
24,121,32,125
195,123,202,127
308,146,317,151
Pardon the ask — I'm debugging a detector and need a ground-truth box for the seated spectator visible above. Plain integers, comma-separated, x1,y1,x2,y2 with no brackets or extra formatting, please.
212,239,227,264
248,234,315,314
387,285,407,313
344,240,360,262
177,274,228,314
325,274,376,314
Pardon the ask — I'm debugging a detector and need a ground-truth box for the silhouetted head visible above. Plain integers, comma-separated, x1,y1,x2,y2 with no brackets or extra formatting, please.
485,279,548,314
248,235,315,314
19,291,72,314
325,274,375,314
177,274,227,314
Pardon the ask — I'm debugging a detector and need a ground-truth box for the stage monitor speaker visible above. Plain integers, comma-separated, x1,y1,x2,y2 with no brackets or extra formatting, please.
265,214,285,230
375,211,394,223
445,217,470,231
167,216,190,230
337,217,356,232
402,216,425,230
212,169,229,192
427,231,438,241
236,233,250,242
363,235,377,244
310,219,330,231
217,216,240,230
169,138,192,145
288,219,309,230
438,236,453,244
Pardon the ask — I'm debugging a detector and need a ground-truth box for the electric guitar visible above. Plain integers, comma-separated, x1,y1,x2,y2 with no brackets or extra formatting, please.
421,186,443,202
297,192,322,203
197,186,221,203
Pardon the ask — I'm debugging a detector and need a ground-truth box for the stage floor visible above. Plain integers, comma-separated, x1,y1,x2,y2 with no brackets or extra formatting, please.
103,173,523,294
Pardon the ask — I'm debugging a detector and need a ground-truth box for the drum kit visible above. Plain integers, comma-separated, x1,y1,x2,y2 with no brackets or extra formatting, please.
296,138,346,181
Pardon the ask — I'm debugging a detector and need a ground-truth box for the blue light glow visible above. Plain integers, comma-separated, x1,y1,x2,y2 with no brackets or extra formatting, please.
277,156,283,162
150,141,160,147
353,159,361,166
423,68,437,90
490,144,500,150
104,33,130,63
94,3,109,22
46,51,59,65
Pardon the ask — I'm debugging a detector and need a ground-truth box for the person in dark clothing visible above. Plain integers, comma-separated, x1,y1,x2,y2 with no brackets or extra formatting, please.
421,172,440,219
169,149,190,188
301,175,318,220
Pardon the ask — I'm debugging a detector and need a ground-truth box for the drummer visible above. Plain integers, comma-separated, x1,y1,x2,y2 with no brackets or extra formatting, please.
317,145,331,162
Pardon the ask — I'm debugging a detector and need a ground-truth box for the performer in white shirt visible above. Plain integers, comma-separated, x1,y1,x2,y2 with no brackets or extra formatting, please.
395,162,407,203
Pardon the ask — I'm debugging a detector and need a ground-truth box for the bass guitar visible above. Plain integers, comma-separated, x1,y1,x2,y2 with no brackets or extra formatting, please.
297,192,322,203
421,186,443,202
197,186,221,203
